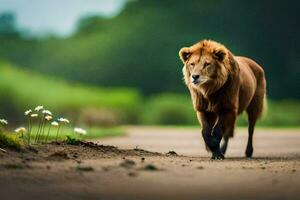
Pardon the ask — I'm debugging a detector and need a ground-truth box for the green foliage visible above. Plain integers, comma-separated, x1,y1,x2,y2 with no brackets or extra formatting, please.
0,131,21,151
0,62,141,123
0,12,20,38
237,100,300,127
29,125,124,141
142,94,197,125
0,1,299,98
0,61,298,127
65,135,81,145
142,94,300,127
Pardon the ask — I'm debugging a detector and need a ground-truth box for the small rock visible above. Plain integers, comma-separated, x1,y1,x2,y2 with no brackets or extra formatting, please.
141,164,158,171
76,165,94,172
128,172,138,177
0,147,7,153
102,166,110,171
73,153,79,158
166,151,178,156
49,151,69,160
197,166,204,170
120,159,135,169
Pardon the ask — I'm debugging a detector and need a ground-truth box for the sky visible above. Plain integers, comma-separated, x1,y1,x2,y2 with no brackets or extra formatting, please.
0,0,126,36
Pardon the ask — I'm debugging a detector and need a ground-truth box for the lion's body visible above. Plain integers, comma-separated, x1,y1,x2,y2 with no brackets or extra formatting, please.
236,56,266,116
179,40,266,159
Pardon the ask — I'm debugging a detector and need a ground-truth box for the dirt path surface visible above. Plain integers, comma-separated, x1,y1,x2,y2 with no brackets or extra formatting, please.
1,127,300,200
101,127,300,157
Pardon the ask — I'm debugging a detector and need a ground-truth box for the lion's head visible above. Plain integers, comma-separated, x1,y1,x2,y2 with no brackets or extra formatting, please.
179,40,235,97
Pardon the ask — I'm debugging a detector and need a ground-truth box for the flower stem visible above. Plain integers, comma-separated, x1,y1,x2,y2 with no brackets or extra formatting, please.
35,117,43,143
45,125,51,143
28,118,32,144
38,119,46,142
55,126,61,142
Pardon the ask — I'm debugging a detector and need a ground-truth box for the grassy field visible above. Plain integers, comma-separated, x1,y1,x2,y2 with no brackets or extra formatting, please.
27,126,124,141
142,93,300,127
0,61,141,124
0,61,299,128
0,126,124,150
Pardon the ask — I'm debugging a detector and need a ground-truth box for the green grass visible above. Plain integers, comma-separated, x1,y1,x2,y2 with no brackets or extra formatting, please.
0,131,21,150
142,93,197,125
142,93,300,127
0,62,299,128
0,61,141,123
27,125,124,142
237,100,300,127
0,125,123,150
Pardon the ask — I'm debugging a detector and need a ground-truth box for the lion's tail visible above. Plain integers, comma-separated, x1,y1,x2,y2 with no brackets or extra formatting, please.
261,94,268,119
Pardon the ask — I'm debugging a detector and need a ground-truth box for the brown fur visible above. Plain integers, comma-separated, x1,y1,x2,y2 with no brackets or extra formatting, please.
179,40,266,159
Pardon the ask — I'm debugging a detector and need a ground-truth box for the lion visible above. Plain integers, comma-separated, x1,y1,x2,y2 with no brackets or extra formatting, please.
179,40,266,159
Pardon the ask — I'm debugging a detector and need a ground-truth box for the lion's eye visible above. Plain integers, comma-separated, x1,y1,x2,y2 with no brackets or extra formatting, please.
190,63,195,67
203,62,210,68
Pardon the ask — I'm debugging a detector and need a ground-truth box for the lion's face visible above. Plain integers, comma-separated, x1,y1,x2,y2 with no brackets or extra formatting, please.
186,52,220,86
179,40,230,96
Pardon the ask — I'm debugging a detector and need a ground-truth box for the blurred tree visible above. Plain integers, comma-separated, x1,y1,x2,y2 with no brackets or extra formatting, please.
0,12,20,38
0,0,299,99
76,15,107,34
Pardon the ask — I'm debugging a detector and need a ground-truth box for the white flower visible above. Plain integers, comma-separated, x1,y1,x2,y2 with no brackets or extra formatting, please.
30,114,38,118
58,117,70,124
34,105,44,111
51,121,59,126
45,115,53,121
42,110,52,115
0,119,8,125
15,127,27,133
74,127,87,135
24,109,32,116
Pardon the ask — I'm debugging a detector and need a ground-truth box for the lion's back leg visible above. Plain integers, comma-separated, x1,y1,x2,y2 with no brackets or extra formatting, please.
245,76,266,158
220,135,229,155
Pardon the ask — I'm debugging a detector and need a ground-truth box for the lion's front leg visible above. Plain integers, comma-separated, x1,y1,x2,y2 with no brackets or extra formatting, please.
202,126,224,160
197,111,223,159
210,110,237,159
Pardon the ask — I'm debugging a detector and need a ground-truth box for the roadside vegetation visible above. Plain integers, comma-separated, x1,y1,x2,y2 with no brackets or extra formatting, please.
0,104,124,151
0,62,299,132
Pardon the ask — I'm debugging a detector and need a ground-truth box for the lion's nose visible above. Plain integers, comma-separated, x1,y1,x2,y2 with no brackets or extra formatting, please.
192,74,200,80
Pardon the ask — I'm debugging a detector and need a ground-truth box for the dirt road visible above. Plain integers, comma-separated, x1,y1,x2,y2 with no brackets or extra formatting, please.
101,126,300,157
1,127,300,200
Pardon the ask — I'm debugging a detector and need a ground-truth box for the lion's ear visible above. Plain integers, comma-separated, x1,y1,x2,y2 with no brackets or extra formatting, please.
213,48,226,62
179,47,191,63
